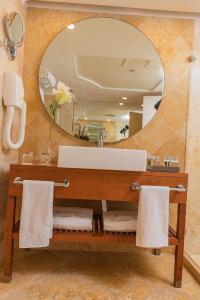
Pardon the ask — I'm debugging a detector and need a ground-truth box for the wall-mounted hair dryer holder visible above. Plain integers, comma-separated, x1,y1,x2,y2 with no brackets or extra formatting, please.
2,73,26,150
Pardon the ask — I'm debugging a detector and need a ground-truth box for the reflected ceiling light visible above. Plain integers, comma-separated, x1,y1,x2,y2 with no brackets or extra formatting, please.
67,24,75,30
84,117,88,120
107,119,111,122
119,102,124,106
122,97,127,100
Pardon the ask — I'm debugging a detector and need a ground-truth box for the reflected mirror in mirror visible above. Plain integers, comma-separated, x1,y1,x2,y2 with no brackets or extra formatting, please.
39,17,164,143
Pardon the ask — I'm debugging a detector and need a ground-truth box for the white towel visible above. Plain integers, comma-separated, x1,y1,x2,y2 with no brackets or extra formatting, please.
53,207,93,231
19,180,54,248
103,210,137,232
136,186,169,248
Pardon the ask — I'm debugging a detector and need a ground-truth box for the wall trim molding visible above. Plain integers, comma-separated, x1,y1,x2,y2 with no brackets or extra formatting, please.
26,0,200,19
184,251,200,283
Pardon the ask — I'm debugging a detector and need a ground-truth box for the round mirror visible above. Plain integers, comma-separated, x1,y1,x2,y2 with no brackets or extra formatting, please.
39,17,164,143
4,12,24,46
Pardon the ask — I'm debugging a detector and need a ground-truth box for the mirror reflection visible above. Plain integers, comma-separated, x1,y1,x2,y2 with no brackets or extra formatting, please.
39,17,164,143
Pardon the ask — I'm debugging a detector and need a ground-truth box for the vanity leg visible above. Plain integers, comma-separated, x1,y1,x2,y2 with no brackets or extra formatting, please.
153,248,161,256
174,203,186,288
1,196,16,283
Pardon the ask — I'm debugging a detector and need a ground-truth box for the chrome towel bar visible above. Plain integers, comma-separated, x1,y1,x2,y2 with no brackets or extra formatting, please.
13,177,70,188
131,183,186,192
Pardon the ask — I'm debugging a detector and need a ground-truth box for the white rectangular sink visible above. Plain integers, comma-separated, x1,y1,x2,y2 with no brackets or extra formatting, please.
58,146,147,172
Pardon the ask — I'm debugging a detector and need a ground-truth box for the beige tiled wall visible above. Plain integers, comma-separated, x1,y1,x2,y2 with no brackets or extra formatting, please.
21,9,193,235
22,8,193,173
0,0,26,261
0,2,197,264
185,18,200,247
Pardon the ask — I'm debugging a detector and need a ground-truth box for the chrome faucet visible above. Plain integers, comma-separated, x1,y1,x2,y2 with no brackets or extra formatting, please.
97,129,104,148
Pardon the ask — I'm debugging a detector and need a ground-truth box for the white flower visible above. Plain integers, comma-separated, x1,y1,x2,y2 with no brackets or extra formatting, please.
52,81,73,105
57,81,71,93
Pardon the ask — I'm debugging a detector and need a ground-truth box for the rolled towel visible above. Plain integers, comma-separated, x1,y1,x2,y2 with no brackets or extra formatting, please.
53,207,93,231
103,210,137,232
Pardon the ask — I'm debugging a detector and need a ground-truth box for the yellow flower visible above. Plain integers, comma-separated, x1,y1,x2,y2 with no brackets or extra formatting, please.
55,91,72,105
52,81,73,105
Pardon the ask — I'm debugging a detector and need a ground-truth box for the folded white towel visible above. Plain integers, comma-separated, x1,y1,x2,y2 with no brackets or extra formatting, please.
53,207,93,231
19,180,54,248
103,210,137,232
136,185,169,248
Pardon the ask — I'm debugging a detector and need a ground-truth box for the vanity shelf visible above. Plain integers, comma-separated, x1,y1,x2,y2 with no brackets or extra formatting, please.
2,164,188,288
12,218,178,245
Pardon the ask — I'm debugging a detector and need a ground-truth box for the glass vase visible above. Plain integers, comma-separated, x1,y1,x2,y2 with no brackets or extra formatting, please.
40,141,51,165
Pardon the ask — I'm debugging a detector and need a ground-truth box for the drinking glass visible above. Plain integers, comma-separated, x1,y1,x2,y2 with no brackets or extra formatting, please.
21,152,33,164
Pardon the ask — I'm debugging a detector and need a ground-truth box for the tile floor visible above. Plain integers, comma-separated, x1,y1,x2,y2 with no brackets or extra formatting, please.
0,250,200,300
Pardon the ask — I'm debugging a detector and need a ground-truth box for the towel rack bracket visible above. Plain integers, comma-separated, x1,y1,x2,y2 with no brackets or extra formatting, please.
12,177,70,188
131,182,186,193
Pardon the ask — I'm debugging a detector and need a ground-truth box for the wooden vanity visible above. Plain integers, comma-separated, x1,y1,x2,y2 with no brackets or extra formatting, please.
2,164,188,287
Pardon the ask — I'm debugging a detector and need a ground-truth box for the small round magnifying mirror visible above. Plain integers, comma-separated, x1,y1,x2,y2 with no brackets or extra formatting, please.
3,12,24,60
